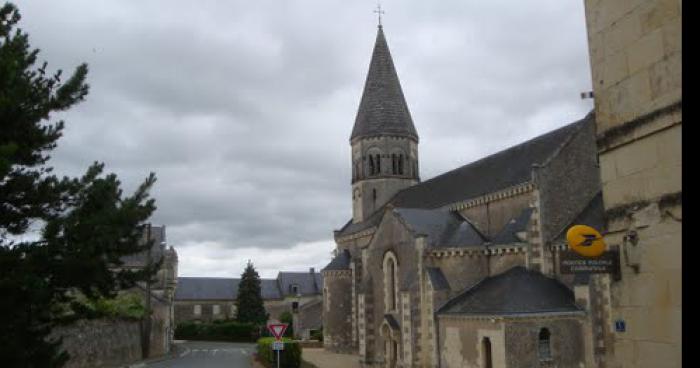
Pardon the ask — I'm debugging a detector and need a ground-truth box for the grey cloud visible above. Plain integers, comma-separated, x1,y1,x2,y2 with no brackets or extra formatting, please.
17,0,593,276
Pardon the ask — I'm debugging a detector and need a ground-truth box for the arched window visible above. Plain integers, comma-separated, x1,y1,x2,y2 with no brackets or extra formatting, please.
482,337,493,368
538,328,551,360
383,252,398,312
375,154,381,174
369,155,376,175
391,154,397,174
398,154,404,175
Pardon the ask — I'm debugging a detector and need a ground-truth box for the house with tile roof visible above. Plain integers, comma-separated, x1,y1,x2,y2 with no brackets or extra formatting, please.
321,24,605,368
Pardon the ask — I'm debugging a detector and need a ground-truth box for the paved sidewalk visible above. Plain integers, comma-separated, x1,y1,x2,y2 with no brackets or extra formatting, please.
303,348,361,368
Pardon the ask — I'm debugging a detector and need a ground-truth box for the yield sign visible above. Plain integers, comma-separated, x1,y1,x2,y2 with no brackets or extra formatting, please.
267,323,288,340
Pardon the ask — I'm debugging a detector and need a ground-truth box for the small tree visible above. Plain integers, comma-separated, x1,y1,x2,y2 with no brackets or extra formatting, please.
0,3,158,366
279,311,294,338
235,260,268,326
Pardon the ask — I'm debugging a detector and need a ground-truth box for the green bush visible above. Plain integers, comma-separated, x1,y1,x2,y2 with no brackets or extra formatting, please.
309,329,323,342
174,320,257,342
71,292,146,320
257,337,302,368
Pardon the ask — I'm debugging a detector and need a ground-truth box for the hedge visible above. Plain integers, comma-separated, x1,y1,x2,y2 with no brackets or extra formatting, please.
174,320,258,342
256,337,302,368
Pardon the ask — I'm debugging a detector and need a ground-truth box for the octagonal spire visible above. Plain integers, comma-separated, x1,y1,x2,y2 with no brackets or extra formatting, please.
351,26,418,142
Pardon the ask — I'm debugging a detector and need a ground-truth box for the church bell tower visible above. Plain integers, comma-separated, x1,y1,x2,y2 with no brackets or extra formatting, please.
350,25,420,223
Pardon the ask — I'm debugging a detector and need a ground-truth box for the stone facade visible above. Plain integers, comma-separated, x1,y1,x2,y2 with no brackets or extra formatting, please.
323,24,607,368
173,270,323,339
55,225,179,367
51,319,143,368
437,315,586,368
583,0,682,367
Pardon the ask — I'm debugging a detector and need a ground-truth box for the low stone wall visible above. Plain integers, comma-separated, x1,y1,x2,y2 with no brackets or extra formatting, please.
52,318,142,368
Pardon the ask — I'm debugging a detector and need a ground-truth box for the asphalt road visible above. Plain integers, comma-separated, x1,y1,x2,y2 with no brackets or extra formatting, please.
147,341,256,368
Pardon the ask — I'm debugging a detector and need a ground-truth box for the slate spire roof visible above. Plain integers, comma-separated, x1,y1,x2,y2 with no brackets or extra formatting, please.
351,25,418,142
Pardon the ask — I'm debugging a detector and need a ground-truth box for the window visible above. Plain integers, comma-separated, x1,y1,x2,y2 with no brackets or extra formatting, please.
230,305,237,317
194,304,201,316
398,154,404,175
375,154,381,174
213,304,220,315
383,252,398,312
482,337,493,368
291,284,299,295
391,153,397,174
292,301,299,313
538,328,552,360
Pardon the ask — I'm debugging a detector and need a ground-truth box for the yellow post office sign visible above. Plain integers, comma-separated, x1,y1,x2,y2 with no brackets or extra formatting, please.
566,225,606,258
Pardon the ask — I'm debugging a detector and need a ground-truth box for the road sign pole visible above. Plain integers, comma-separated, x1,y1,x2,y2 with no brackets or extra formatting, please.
277,348,280,368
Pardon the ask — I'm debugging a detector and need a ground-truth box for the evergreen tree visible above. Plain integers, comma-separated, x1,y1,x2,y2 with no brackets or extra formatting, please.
235,260,269,326
0,3,158,366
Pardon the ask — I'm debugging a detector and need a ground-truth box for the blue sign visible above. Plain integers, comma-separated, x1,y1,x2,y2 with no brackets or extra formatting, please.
614,320,626,332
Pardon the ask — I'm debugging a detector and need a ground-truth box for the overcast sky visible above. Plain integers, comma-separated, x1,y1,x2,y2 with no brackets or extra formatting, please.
17,0,593,278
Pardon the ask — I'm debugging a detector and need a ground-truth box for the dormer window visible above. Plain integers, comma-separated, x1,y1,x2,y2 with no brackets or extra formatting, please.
290,284,300,295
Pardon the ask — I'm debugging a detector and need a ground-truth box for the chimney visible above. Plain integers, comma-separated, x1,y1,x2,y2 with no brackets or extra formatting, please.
309,267,315,274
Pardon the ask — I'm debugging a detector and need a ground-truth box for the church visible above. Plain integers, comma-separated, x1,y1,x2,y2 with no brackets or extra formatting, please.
322,24,606,368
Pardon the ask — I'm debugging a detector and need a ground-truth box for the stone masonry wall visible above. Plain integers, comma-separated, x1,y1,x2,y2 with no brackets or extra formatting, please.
534,116,601,245
52,318,142,368
583,0,681,367
323,271,354,353
174,300,236,324
458,190,532,239
504,318,585,368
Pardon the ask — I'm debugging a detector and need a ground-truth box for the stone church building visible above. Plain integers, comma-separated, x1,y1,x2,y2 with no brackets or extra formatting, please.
322,25,606,368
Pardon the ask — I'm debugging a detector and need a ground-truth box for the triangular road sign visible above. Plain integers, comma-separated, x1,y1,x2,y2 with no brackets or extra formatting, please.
267,323,288,340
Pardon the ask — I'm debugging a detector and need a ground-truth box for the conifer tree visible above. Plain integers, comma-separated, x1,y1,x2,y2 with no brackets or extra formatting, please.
0,3,158,366
235,260,269,326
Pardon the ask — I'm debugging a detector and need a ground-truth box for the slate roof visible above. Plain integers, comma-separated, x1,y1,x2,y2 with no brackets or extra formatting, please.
391,116,590,209
174,272,322,301
323,249,352,271
491,207,534,245
336,114,592,239
175,277,239,301
437,266,582,316
394,208,487,248
277,272,322,297
551,192,606,245
261,279,282,300
426,267,450,291
351,26,418,142
336,209,384,238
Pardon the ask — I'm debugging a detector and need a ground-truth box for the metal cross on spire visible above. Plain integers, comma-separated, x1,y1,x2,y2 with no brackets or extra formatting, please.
374,2,385,27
